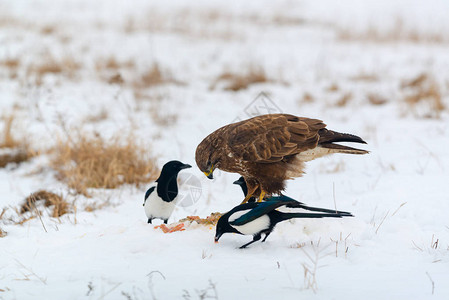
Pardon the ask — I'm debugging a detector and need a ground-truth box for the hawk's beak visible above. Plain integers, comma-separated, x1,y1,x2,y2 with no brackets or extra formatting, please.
203,164,214,179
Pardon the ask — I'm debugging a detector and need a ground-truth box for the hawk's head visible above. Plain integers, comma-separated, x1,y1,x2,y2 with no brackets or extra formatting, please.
195,134,224,180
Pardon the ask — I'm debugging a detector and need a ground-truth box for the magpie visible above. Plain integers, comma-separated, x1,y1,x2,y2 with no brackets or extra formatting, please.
233,176,256,202
234,175,352,214
143,160,191,224
214,196,353,248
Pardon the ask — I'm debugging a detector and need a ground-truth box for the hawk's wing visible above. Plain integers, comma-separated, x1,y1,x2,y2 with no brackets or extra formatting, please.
228,114,326,162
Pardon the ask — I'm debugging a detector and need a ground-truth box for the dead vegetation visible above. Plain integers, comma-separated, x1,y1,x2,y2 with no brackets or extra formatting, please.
0,150,31,168
134,91,179,127
367,93,388,106
0,57,20,79
95,56,135,85
400,73,446,118
349,73,379,82
334,92,352,107
51,132,159,196
83,109,109,124
0,114,34,168
124,8,305,41
132,63,180,89
327,83,339,92
21,190,70,218
211,67,270,91
150,110,178,127
26,54,80,82
299,92,315,104
0,115,20,149
337,19,448,44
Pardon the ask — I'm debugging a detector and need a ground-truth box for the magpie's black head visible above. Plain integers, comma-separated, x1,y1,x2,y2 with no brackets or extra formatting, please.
214,212,238,243
157,160,192,182
233,176,247,196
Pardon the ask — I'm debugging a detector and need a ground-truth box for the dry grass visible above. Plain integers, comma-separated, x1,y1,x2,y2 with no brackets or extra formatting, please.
95,57,135,85
150,110,178,127
0,57,20,79
0,114,34,168
21,190,69,218
100,57,134,71
0,115,19,149
367,93,388,106
0,150,31,168
133,63,179,88
40,24,56,35
107,73,124,85
83,109,109,123
349,73,379,82
401,73,445,118
337,19,448,44
327,83,339,92
51,132,159,196
0,227,6,238
401,73,428,89
300,92,315,104
211,67,270,91
26,54,80,85
335,92,352,107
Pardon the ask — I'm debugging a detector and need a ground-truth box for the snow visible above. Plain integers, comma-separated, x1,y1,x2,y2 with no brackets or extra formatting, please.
1,0,449,299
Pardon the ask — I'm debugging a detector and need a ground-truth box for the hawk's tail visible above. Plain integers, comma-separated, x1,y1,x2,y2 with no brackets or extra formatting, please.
318,129,369,155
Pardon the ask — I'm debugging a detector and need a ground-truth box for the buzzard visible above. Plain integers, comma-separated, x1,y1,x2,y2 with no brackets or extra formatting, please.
195,113,368,203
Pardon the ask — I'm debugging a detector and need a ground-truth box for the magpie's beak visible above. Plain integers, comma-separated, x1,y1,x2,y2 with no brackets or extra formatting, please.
180,164,192,170
214,234,221,243
232,179,240,185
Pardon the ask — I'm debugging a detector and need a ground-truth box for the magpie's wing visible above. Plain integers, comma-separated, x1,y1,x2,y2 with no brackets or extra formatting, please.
267,195,305,206
230,200,296,226
144,186,155,204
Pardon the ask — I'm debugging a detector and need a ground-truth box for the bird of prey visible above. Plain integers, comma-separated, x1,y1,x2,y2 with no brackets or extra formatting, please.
214,196,353,248
143,160,191,224
196,113,368,203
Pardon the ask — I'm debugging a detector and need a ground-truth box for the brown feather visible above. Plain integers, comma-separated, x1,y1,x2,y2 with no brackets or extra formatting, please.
195,113,368,197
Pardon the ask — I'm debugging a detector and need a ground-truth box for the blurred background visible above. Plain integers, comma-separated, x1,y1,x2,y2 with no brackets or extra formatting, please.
1,0,448,206
1,0,449,298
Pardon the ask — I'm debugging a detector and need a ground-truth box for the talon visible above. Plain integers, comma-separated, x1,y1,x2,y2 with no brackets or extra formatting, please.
258,191,266,202
240,191,254,204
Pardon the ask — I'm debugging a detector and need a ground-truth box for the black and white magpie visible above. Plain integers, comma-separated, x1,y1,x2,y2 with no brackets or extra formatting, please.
214,196,353,248
143,160,191,224
233,176,256,202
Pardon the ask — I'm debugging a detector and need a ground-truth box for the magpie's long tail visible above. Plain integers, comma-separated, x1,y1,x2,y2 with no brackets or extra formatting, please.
296,204,353,216
279,212,353,221
272,195,353,216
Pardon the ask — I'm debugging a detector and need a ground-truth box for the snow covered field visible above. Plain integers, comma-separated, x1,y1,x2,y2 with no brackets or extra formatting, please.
1,0,449,299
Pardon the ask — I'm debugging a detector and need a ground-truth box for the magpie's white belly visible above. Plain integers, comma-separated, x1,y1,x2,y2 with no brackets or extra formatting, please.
232,214,270,235
144,191,176,220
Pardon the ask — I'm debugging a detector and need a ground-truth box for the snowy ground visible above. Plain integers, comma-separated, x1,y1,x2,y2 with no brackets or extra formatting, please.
1,0,449,299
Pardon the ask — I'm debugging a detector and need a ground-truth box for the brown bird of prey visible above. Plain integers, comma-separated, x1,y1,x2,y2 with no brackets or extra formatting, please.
195,113,368,203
